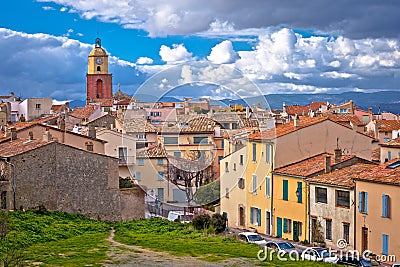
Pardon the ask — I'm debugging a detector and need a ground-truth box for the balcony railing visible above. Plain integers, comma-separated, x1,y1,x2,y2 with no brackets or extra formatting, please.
118,156,135,166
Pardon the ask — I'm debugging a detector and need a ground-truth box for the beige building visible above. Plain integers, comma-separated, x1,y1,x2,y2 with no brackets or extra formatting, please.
116,117,158,149
379,137,400,163
220,146,248,229
354,160,400,262
97,129,136,178
18,98,53,121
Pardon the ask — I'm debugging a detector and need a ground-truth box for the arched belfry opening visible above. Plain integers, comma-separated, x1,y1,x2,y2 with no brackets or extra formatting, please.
96,79,103,98
97,66,101,71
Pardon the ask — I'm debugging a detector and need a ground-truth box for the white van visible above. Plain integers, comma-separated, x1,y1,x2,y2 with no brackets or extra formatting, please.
167,211,194,223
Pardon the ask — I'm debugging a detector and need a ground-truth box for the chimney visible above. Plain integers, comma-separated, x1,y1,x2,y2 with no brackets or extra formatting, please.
334,147,342,163
10,127,17,141
325,155,332,173
88,126,96,139
58,118,65,131
28,131,34,140
43,130,52,142
293,115,300,127
373,120,379,140
368,107,373,114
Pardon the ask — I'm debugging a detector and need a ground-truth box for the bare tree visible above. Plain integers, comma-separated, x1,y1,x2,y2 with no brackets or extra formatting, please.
167,151,214,207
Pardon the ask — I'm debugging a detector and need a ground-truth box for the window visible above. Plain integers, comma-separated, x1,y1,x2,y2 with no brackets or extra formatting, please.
1,191,6,209
174,151,181,158
136,134,146,140
233,163,236,171
388,151,392,161
326,219,332,240
283,218,292,233
35,103,41,109
252,174,257,195
343,223,350,243
382,194,390,218
164,137,178,144
384,138,389,143
250,207,261,226
283,180,288,201
296,221,303,236
86,142,94,152
118,147,127,164
239,155,244,165
252,143,257,162
336,190,350,208
266,144,272,164
296,182,303,203
218,156,223,164
135,172,141,181
157,158,163,165
150,111,161,117
157,172,164,180
316,187,327,203
137,158,144,166
194,137,207,144
265,176,271,198
225,188,229,198
238,178,245,189
232,122,238,129
382,234,389,255
225,162,229,172
358,191,368,213
157,188,164,201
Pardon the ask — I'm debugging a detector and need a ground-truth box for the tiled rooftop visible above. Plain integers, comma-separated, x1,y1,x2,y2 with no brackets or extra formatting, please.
380,137,400,148
309,102,326,111
93,98,113,107
137,144,167,158
285,105,309,115
354,159,400,185
328,114,364,126
161,116,215,133
69,105,97,119
0,138,54,158
248,116,328,140
307,163,375,188
123,118,156,133
273,152,355,177
376,120,400,132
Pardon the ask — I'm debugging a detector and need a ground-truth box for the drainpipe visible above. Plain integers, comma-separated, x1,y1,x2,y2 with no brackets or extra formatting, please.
353,182,357,251
307,182,311,243
1,158,16,210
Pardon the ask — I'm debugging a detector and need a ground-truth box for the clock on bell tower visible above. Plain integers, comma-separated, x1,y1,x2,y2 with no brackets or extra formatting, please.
86,38,112,104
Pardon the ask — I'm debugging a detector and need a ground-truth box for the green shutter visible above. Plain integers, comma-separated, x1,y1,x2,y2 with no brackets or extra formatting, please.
297,182,302,203
283,180,288,200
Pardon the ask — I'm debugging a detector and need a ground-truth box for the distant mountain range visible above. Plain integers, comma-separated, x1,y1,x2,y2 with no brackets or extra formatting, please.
69,91,400,114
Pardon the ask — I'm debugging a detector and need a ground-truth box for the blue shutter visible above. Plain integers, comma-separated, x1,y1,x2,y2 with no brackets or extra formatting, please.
358,191,363,213
250,207,254,224
382,234,389,255
266,144,271,163
283,218,288,233
283,180,288,200
257,209,261,226
297,182,302,203
252,143,257,161
266,177,271,197
388,151,392,161
365,192,368,214
252,175,257,194
382,195,389,217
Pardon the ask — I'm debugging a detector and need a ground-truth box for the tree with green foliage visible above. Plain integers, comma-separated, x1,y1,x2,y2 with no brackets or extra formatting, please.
193,180,220,206
0,211,24,267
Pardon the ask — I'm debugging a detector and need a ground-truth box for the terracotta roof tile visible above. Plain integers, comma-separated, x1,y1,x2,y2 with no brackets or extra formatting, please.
0,138,54,158
123,118,156,133
93,98,113,107
307,163,375,188
69,105,97,119
137,145,167,158
285,105,309,115
354,159,400,185
376,120,400,132
248,117,328,140
274,153,355,177
328,114,364,126
380,137,400,148
371,148,380,162
161,116,215,133
309,102,326,111
116,98,131,105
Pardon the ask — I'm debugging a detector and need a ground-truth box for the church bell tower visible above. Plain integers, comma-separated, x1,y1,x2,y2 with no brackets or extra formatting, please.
86,38,112,104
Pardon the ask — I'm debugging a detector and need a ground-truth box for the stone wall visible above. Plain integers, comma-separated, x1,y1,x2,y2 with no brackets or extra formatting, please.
120,186,145,221
10,142,144,221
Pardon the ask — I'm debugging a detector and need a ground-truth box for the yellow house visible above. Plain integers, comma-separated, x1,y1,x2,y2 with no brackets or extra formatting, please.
354,159,400,262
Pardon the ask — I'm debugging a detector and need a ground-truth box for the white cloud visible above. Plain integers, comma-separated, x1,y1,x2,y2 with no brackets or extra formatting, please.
207,40,239,64
60,6,68,12
136,57,153,65
42,6,55,11
159,44,193,63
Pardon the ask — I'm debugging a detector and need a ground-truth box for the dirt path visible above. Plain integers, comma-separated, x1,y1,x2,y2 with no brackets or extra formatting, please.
103,228,257,267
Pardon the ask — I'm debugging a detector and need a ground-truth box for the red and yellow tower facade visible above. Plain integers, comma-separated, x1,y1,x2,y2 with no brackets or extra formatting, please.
86,38,112,104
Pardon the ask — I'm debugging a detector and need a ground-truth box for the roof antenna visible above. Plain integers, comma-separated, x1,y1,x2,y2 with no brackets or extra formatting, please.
336,137,339,149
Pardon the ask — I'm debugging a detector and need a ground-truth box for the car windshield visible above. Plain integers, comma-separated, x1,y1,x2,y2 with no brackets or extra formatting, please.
248,234,264,242
316,249,330,258
279,242,295,249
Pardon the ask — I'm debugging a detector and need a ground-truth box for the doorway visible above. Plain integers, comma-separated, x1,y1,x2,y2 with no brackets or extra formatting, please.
239,206,245,227
362,227,368,252
266,211,271,235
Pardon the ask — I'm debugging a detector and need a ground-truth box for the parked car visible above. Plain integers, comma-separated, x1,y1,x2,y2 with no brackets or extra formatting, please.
265,241,300,254
392,263,400,267
301,247,338,263
336,256,373,266
238,232,267,246
167,211,193,223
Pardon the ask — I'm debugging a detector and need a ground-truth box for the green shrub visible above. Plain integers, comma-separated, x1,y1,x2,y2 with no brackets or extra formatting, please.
192,214,211,230
210,214,226,234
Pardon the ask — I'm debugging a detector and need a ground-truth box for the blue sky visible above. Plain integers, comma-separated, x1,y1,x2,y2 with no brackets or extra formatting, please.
1,0,400,101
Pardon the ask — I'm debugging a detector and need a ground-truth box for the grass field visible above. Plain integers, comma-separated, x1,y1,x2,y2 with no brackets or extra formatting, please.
1,210,330,266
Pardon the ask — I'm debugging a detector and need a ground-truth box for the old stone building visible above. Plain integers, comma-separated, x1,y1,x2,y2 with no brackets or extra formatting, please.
0,133,144,221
